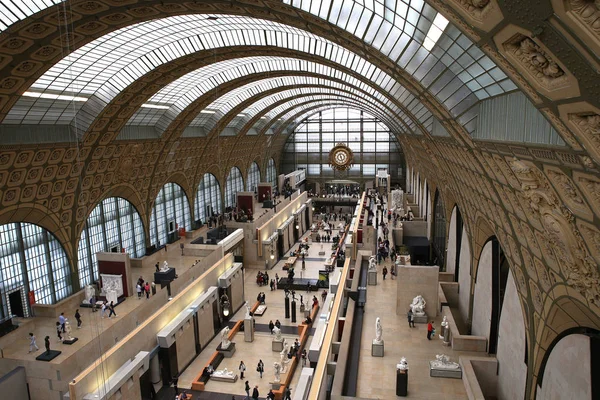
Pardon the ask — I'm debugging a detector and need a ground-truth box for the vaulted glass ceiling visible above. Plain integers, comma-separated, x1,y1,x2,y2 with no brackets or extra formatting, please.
3,3,517,138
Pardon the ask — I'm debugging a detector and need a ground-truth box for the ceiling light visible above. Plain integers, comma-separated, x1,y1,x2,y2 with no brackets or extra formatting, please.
140,103,170,109
200,110,216,114
237,114,247,117
23,91,88,102
260,116,267,119
423,13,449,51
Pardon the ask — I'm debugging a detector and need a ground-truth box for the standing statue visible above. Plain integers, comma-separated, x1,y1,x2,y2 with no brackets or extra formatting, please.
439,316,449,340
273,362,282,383
162,260,169,271
85,285,94,304
374,317,383,344
64,320,73,341
409,295,426,316
368,255,377,271
44,336,51,354
280,340,289,372
244,301,252,319
221,326,231,349
273,326,282,341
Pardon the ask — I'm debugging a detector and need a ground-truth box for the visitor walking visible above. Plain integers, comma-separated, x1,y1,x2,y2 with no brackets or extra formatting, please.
108,301,117,318
244,381,250,400
283,387,292,400
257,360,264,378
408,309,415,328
75,309,82,328
58,312,66,332
252,385,259,400
101,301,107,318
28,332,39,353
321,289,327,304
136,283,142,299
269,320,275,334
427,321,435,340
145,282,151,299
56,322,62,342
382,266,388,280
239,361,246,379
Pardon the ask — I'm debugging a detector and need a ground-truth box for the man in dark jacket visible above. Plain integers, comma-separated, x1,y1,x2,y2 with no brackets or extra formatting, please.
252,385,259,400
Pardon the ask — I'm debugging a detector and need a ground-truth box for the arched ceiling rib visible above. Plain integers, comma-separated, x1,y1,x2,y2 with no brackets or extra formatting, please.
1,10,515,140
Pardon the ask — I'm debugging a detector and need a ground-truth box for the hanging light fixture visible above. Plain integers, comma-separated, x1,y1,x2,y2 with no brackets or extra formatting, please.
270,248,275,260
220,294,231,317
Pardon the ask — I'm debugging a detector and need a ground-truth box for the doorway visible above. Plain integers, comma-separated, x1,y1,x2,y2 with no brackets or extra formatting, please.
9,290,25,318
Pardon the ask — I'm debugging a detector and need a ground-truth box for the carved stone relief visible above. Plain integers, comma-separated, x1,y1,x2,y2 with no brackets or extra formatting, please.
573,171,600,216
568,113,600,163
544,167,593,221
510,158,599,306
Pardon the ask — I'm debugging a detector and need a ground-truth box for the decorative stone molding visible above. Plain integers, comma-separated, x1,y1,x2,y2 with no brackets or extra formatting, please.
544,166,593,221
439,0,503,31
559,102,600,164
509,159,599,306
494,26,580,100
552,0,600,57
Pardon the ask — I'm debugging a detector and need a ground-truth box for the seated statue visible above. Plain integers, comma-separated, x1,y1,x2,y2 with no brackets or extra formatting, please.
410,295,426,316
161,260,169,271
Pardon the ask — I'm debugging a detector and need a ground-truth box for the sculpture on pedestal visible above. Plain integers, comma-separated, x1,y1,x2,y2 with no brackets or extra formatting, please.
273,362,282,383
245,301,252,319
44,336,50,355
161,261,169,271
409,295,426,316
64,321,73,341
221,326,231,349
431,354,460,370
273,326,282,341
368,255,377,271
374,317,383,344
398,357,408,370
439,316,449,340
280,341,289,372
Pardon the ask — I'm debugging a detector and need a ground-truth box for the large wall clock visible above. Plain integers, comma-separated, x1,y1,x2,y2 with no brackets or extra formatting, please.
328,143,354,171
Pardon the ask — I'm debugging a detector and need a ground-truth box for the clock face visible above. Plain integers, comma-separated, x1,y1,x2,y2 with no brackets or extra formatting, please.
329,143,353,171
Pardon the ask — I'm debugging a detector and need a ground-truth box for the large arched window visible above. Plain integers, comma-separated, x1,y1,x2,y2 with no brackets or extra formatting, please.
247,162,260,192
0,223,72,318
78,197,145,288
195,173,222,223
150,183,191,247
266,158,277,189
225,167,244,208
282,108,404,181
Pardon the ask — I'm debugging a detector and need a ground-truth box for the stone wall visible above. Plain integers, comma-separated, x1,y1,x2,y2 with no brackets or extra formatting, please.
457,226,471,327
446,207,457,275
471,241,493,344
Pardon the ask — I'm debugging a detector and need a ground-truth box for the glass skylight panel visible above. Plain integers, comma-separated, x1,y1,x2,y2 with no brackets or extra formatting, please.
423,13,449,51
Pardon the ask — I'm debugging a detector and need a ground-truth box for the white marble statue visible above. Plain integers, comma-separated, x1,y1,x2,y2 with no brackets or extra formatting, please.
64,320,73,341
212,368,235,378
161,260,169,271
280,341,289,372
409,295,426,316
85,285,94,304
221,326,231,349
244,301,252,319
273,326,282,341
368,255,377,271
374,317,383,344
391,189,404,212
439,316,449,340
431,354,460,370
273,362,282,383
397,357,409,370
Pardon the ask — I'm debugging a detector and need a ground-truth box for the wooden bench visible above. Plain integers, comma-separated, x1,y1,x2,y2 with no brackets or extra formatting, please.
191,301,261,391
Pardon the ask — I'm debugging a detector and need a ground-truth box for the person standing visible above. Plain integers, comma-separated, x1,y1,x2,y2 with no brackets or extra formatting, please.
136,283,142,299
58,312,66,332
283,387,292,400
257,360,264,378
275,319,281,329
269,320,275,334
108,301,117,318
252,385,259,400
145,282,151,299
244,381,250,400
28,332,39,353
427,321,434,340
75,309,82,328
239,361,246,379
172,376,178,395
382,266,388,280
321,289,327,304
408,309,415,328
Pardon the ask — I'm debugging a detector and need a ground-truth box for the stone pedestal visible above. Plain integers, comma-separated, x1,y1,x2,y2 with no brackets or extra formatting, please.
244,318,254,342
371,340,384,357
368,270,378,285
272,338,284,352
413,313,428,324
217,342,236,358
36,350,62,361
63,338,78,345
271,383,281,390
